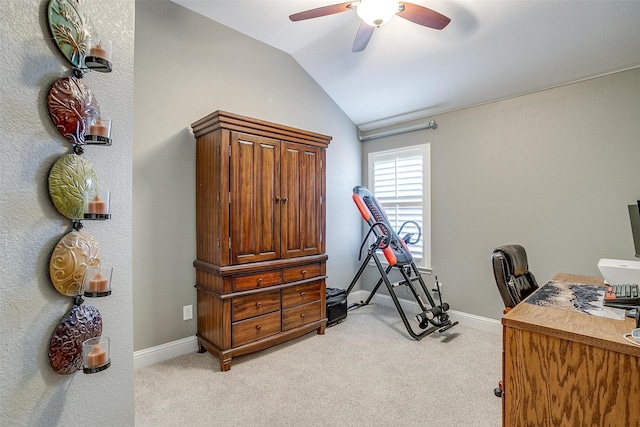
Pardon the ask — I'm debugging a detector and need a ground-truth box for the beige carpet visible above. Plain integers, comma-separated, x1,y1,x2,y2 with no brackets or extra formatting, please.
135,304,502,426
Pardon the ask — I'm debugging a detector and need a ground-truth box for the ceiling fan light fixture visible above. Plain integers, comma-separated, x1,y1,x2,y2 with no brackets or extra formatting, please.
356,0,400,27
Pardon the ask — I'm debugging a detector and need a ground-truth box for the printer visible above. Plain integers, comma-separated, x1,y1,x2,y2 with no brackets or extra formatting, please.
598,258,640,285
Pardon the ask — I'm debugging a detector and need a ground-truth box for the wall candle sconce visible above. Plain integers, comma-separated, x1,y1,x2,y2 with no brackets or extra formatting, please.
85,116,112,145
84,190,111,220
47,0,114,76
50,230,101,297
47,77,114,153
82,336,111,373
84,36,112,73
49,299,103,375
84,265,113,297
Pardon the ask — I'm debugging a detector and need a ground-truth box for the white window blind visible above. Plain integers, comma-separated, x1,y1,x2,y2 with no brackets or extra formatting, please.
368,145,431,270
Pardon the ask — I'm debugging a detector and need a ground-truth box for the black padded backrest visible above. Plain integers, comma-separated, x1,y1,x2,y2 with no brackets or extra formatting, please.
491,244,538,309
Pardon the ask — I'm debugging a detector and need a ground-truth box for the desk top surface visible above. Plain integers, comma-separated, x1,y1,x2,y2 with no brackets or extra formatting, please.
503,273,640,357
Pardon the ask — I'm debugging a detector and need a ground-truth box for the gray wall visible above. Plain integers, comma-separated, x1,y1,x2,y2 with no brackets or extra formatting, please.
133,0,362,351
361,68,640,319
134,0,640,350
1,1,135,425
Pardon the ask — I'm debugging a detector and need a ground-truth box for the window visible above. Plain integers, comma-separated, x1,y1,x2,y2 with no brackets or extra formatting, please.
367,144,431,271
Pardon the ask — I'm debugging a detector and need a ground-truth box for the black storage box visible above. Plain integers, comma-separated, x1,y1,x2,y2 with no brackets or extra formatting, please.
326,287,347,326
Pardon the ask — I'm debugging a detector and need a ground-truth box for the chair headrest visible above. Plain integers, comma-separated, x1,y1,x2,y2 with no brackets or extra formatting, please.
493,244,529,277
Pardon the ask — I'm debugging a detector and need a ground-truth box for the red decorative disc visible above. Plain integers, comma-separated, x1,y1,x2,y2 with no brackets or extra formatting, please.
47,77,100,146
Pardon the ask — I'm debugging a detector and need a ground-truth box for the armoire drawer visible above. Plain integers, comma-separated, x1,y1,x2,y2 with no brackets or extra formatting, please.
282,300,321,331
232,311,281,347
283,263,322,282
232,270,282,292
232,290,281,322
282,281,322,309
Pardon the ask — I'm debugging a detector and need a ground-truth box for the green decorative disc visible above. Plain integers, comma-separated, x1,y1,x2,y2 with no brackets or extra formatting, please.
47,0,90,69
48,154,99,219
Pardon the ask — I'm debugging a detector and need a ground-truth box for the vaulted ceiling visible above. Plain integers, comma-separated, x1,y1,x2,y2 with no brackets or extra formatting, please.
171,0,640,130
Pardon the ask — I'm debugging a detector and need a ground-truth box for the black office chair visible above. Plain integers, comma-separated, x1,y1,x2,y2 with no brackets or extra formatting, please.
491,244,539,398
491,244,538,313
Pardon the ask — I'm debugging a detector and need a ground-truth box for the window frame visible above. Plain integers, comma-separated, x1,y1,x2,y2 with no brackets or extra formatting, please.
366,144,432,272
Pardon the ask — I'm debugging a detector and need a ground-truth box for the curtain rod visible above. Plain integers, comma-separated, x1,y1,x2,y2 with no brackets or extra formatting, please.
358,120,437,142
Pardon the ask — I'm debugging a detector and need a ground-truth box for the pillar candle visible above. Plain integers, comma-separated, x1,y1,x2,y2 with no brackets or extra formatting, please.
89,43,108,60
87,345,107,368
89,120,109,137
89,271,109,292
88,195,107,214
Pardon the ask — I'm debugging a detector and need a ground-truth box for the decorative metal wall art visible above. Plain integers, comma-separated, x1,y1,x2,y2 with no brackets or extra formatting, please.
48,303,102,374
47,0,112,74
47,77,100,150
48,153,100,219
44,0,116,375
47,0,89,69
50,230,101,297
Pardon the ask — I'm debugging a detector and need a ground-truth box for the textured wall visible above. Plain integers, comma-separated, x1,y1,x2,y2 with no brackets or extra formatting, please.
360,68,640,320
0,1,135,425
133,0,362,351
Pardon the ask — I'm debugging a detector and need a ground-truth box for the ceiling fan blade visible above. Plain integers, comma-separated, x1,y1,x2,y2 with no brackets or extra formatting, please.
353,22,375,52
397,2,451,30
289,2,354,21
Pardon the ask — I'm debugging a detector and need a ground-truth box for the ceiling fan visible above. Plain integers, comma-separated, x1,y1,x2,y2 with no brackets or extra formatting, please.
289,0,451,52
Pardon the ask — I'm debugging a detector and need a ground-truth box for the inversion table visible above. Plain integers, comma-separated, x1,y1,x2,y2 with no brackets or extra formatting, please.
346,186,458,340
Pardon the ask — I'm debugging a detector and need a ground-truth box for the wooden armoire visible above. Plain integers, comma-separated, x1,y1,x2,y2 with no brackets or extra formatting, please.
190,111,331,371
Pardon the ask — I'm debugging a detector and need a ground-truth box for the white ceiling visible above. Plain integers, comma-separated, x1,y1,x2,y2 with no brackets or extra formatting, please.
172,0,640,131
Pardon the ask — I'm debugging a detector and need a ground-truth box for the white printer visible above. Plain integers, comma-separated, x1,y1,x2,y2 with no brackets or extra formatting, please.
598,258,640,285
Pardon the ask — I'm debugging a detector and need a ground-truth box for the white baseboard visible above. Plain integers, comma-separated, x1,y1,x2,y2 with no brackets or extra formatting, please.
134,291,501,369
134,335,198,370
348,290,502,335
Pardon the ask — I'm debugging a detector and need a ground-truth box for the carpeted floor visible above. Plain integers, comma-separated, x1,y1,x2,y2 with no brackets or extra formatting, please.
135,304,502,426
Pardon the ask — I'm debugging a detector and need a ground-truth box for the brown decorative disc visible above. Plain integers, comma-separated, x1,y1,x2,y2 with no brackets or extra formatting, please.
47,77,100,145
48,304,102,375
50,230,101,296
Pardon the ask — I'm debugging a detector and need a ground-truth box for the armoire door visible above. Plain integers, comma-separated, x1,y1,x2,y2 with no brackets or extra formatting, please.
230,132,281,264
280,142,322,258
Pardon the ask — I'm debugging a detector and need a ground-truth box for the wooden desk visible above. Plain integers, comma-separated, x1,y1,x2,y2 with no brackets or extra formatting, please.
502,273,640,426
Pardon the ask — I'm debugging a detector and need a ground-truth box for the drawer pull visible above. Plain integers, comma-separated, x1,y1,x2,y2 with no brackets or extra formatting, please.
300,313,306,318
300,291,306,296
257,278,263,284
301,269,307,276
256,325,262,330
255,302,261,308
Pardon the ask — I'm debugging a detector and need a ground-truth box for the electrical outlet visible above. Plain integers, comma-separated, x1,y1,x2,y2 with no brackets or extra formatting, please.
183,304,193,321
